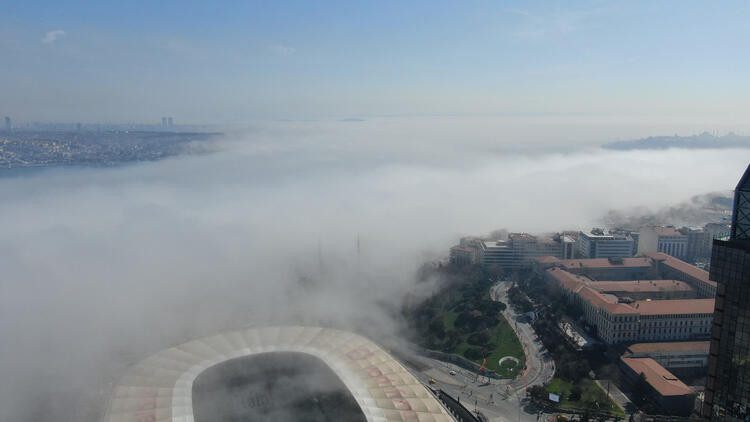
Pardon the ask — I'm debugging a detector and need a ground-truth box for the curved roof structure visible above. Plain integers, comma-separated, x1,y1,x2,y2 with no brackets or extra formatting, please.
104,325,455,422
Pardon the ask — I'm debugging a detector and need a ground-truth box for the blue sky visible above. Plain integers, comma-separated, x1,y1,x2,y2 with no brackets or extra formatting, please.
2,1,749,123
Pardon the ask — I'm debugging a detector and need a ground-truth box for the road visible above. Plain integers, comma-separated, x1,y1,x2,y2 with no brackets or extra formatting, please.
490,281,556,391
395,280,556,422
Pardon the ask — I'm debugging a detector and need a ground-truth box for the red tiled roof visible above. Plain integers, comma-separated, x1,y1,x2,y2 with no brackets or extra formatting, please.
535,256,560,264
627,341,710,354
633,298,715,315
643,252,716,287
559,258,652,270
589,280,693,293
621,357,694,397
548,268,715,316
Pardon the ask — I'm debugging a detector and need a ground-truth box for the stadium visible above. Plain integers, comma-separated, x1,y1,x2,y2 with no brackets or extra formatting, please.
104,326,456,421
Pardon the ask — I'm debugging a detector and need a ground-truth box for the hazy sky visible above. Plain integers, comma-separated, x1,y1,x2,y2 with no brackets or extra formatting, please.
2,1,750,123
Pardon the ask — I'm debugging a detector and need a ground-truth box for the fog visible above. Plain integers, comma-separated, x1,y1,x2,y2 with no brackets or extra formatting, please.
1,117,748,421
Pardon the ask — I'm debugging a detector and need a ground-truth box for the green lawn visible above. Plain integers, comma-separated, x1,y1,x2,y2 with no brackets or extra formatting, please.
417,274,525,379
545,378,625,417
441,308,525,378
483,317,525,375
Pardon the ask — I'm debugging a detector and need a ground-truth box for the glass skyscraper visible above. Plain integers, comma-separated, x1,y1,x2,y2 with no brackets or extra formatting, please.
704,164,750,421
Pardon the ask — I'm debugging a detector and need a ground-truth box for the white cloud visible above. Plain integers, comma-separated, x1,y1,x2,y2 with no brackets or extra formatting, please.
1,117,748,420
41,30,65,44
267,43,296,57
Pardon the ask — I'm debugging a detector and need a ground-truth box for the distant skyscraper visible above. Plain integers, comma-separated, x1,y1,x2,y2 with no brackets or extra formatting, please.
76,122,82,131
4,116,10,132
703,164,750,421
162,117,168,127
168,117,174,127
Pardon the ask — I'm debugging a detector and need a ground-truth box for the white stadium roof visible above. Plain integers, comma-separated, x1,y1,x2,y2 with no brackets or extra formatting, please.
104,325,455,422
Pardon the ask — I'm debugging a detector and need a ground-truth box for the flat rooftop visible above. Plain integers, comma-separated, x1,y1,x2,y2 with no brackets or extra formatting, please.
653,227,684,237
582,231,632,240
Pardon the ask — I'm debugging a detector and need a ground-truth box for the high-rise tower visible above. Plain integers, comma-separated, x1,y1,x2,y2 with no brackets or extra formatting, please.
4,116,11,132
703,164,750,420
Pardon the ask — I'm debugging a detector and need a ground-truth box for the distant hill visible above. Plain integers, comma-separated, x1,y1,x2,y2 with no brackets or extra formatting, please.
603,132,750,150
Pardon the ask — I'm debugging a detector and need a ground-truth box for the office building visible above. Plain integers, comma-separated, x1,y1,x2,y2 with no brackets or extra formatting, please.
681,226,712,262
450,245,477,266
168,117,174,127
638,226,689,259
703,164,750,421
162,117,168,127
576,229,635,259
478,233,567,269
4,116,10,132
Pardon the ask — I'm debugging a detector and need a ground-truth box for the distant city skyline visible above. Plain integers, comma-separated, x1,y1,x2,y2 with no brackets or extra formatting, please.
1,1,749,125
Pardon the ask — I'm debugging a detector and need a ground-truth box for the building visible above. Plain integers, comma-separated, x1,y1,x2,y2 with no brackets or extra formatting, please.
478,233,566,270
561,234,577,259
621,357,696,416
645,251,716,298
703,164,750,421
479,240,514,268
168,117,174,127
638,226,689,259
104,326,456,422
576,229,635,259
545,267,714,344
450,245,477,266
533,256,655,280
588,280,695,301
704,222,731,242
4,116,10,132
625,341,710,370
161,117,168,127
680,226,712,263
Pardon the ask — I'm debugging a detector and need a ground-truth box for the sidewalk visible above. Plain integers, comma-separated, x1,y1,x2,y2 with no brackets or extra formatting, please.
594,379,632,413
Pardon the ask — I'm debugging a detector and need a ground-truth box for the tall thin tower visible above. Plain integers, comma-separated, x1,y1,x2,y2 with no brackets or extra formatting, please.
703,164,750,421
4,116,11,132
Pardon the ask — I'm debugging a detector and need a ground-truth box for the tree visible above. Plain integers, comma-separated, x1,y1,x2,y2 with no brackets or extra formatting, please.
527,385,548,403
428,319,445,340
569,385,582,401
463,347,483,360
467,331,490,346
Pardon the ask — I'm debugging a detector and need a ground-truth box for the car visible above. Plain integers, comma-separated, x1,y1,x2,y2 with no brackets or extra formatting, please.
449,370,456,375
428,378,437,384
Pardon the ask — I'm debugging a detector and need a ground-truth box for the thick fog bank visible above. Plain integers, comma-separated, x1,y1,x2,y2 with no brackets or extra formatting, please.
0,118,748,421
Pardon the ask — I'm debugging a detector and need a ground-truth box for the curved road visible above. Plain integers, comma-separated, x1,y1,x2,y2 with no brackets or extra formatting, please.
397,279,556,422
490,281,555,391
